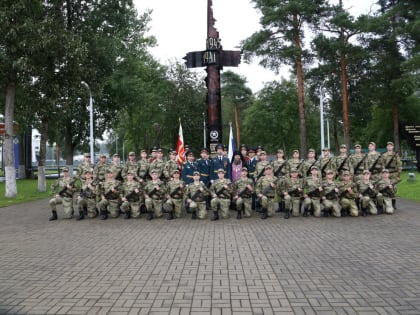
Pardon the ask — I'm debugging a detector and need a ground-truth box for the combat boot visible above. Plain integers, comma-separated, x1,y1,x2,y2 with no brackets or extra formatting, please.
303,207,310,217
392,198,397,210
167,211,174,220
146,211,153,220
284,208,291,219
100,210,108,220
377,205,383,215
76,209,84,221
361,207,368,217
124,211,130,219
191,211,197,220
83,206,88,216
211,211,219,221
275,202,282,213
261,208,268,220
49,210,57,221
341,208,348,217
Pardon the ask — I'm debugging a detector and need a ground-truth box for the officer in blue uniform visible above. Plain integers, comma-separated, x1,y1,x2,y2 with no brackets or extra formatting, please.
211,144,231,181
182,150,198,185
197,147,212,187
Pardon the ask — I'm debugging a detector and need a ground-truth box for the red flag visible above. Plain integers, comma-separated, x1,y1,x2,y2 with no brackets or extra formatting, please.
176,121,185,167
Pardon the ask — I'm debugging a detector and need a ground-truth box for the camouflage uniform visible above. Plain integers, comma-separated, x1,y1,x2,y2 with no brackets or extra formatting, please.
375,170,396,214
186,176,210,219
318,149,335,179
94,154,108,184
122,153,140,182
163,157,180,182
281,170,304,218
334,145,351,180
137,158,150,182
364,142,382,181
322,172,341,217
255,165,278,219
77,174,98,219
349,144,366,180
98,174,122,219
303,167,323,217
356,170,378,216
49,169,78,220
144,176,166,219
210,171,233,220
338,171,358,217
120,176,143,219
165,173,185,219
233,168,254,218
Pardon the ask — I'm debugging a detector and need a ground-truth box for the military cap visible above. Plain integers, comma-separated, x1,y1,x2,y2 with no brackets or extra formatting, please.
382,168,389,173
200,147,210,154
363,169,370,174
215,143,224,150
113,153,119,157
369,141,376,146
241,167,248,172
340,144,347,148
151,146,158,152
387,141,394,146
240,144,248,150
308,148,315,153
322,147,329,151
326,169,334,174
62,167,69,172
140,149,147,153
193,171,200,176
293,149,299,153
311,165,318,170
127,170,135,175
257,145,263,150
171,169,180,176
342,170,351,176
265,164,273,170
186,150,194,156
277,149,284,154
157,148,163,153
150,169,159,174
169,150,177,155
129,151,135,156
86,168,94,173
217,168,226,173
354,144,361,148
100,154,107,158
248,147,256,153
106,168,114,174
84,153,91,158
290,167,298,173
259,151,267,155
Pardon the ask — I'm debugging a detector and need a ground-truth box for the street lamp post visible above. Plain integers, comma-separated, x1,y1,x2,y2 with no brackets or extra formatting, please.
81,81,94,161
319,83,326,154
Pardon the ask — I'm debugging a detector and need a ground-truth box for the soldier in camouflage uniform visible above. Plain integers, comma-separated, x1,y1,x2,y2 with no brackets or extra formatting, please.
137,149,150,182
232,167,254,219
381,141,401,210
321,170,341,217
120,170,143,219
281,167,304,219
144,169,167,220
364,142,382,182
48,167,78,220
98,169,122,219
94,154,108,185
75,152,93,181
303,148,319,178
319,148,335,179
286,149,305,178
76,168,98,220
108,153,123,181
185,171,210,219
338,171,358,217
273,149,288,179
165,169,185,220
334,144,351,180
303,166,323,217
149,148,165,180
349,144,366,181
356,169,377,216
122,151,139,182
210,169,233,220
375,169,396,215
254,151,271,182
163,150,180,182
255,165,278,219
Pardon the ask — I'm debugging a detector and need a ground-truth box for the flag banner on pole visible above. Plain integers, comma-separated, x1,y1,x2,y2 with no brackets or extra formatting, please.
176,120,186,167
228,122,234,161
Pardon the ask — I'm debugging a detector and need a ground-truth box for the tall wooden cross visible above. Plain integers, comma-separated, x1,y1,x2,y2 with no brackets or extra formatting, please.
183,0,241,153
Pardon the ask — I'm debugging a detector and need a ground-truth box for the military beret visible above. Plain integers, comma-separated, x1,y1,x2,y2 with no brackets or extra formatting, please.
62,167,69,172
241,167,248,172
265,165,273,170
129,151,135,156
84,153,91,158
193,171,200,176
387,141,394,146
217,168,226,173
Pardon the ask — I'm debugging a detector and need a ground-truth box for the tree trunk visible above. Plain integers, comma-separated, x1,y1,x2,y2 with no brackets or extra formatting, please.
4,74,17,198
293,14,307,157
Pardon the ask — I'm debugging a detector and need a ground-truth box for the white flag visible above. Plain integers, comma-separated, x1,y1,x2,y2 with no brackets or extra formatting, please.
228,122,235,161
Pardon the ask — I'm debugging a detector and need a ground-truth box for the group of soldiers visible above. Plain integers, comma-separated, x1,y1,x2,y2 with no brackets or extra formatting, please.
48,141,401,221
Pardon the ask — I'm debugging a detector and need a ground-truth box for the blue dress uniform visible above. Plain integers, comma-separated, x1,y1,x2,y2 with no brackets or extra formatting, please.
247,150,258,180
197,148,212,187
211,150,231,181
182,153,198,185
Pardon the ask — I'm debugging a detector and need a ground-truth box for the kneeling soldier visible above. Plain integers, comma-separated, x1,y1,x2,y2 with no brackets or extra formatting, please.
144,169,167,220
282,167,304,219
233,167,254,219
165,169,185,220
255,164,278,219
338,171,358,217
356,170,377,216
210,169,233,220
303,166,323,217
98,169,122,219
321,170,341,217
375,169,396,214
76,168,98,220
120,171,143,219
48,167,78,220
185,171,209,219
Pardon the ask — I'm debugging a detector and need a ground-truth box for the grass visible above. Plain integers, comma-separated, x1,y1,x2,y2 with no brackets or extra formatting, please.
1,171,419,208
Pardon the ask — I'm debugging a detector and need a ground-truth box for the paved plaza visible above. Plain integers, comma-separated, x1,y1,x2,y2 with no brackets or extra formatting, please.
0,198,419,315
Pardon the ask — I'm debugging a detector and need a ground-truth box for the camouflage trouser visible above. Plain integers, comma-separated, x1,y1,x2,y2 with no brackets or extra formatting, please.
189,201,207,219
260,196,275,217
120,201,141,218
340,198,359,216
49,196,73,219
303,197,321,217
360,196,377,215
145,198,163,218
284,195,301,217
211,197,231,219
236,197,252,217
322,198,341,217
165,198,183,218
98,199,120,218
77,197,97,218
376,194,394,214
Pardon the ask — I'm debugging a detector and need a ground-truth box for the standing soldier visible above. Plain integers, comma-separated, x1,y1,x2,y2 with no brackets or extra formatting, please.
165,169,185,220
98,169,122,219
148,146,158,163
108,153,123,181
211,144,231,181
356,170,378,216
246,147,258,180
182,150,198,185
281,168,304,219
120,170,143,219
122,151,139,182
163,149,180,182
94,154,108,185
233,167,254,219
149,148,165,180
319,148,335,179
254,151,271,182
364,142,382,182
48,167,78,220
334,144,351,180
375,169,396,214
303,166,323,217
303,148,319,178
137,149,150,182
273,149,288,178
381,141,401,210
286,149,305,178
144,169,166,220
75,153,93,181
197,147,212,187
350,144,366,180
76,168,98,220
338,171,358,217
210,169,233,221
321,170,341,217
255,165,278,219
185,171,210,219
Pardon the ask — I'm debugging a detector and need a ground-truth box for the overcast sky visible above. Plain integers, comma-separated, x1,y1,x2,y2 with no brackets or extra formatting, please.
133,0,377,93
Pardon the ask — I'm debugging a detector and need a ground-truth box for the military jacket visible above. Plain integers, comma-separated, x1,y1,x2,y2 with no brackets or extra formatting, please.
381,152,401,175
94,161,108,182
303,159,319,178
338,180,357,199
149,158,165,178
211,178,232,199
254,160,271,180
255,175,277,198
101,179,121,200
286,159,305,177
375,179,396,197
122,160,139,180
186,182,209,202
334,155,351,176
318,157,335,178
76,162,93,180
304,176,323,198
233,177,254,198
364,152,382,175
246,157,258,179
182,161,198,184
282,177,304,197
356,179,377,198
51,176,78,197
144,179,166,200
272,159,288,178
322,180,339,200
163,160,180,181
166,179,185,200
350,153,366,176
79,177,98,199
197,158,212,186
107,163,123,181
121,180,142,201
211,156,231,180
